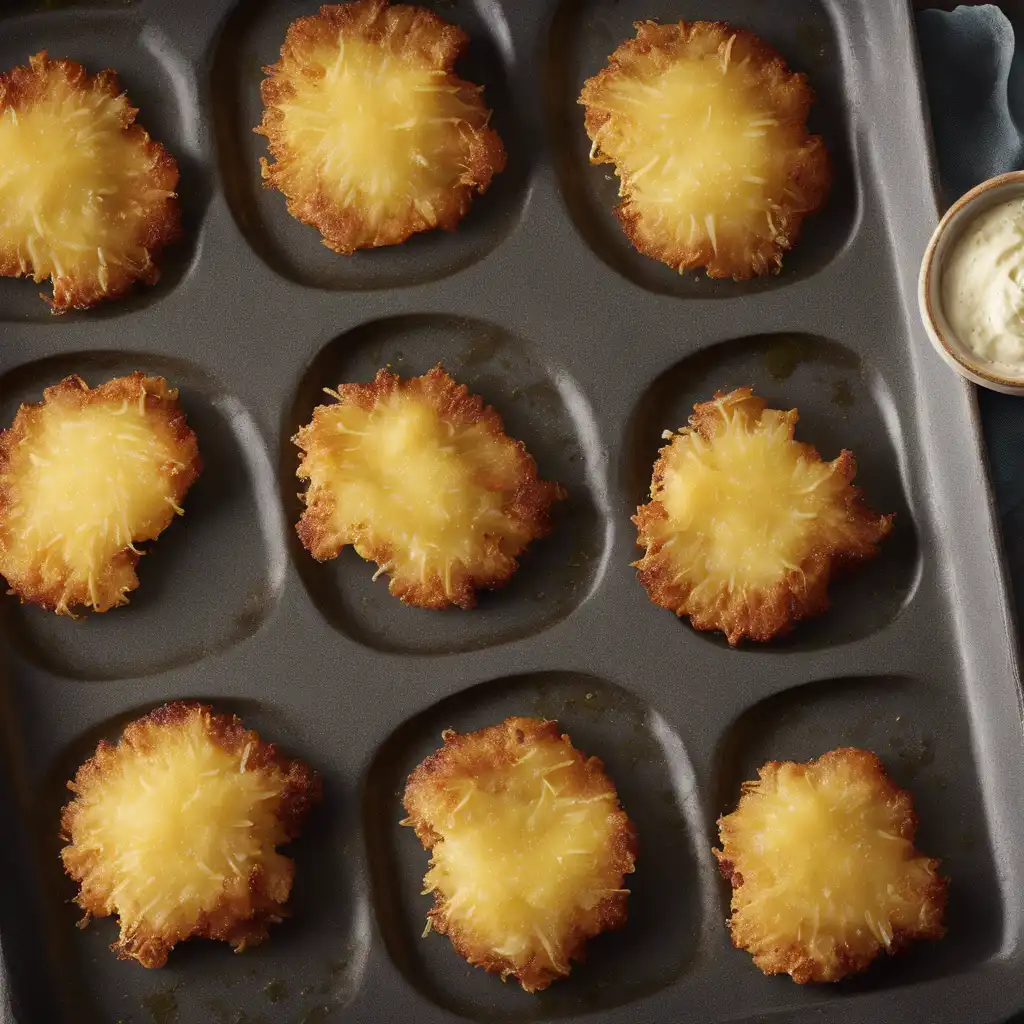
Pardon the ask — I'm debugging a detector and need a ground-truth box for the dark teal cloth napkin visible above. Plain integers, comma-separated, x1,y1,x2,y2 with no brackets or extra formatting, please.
918,4,1024,609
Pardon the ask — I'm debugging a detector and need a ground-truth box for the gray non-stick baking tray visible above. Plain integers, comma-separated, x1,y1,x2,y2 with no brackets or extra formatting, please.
2,0,1023,1022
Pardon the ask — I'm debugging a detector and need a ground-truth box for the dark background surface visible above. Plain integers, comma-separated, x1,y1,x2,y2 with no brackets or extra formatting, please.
916,0,1022,10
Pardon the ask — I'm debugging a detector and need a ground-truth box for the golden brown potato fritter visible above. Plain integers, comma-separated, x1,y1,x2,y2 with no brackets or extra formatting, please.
0,373,201,615
580,21,830,279
715,748,947,982
403,717,636,992
0,51,181,311
61,702,321,968
294,365,563,609
633,388,891,644
257,0,506,253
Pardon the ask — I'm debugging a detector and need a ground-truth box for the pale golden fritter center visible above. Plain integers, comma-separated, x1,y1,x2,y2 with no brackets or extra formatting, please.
403,717,636,992
633,388,891,644
715,748,947,983
0,51,181,311
0,373,201,615
60,702,320,968
294,366,563,609
580,21,830,279
257,0,506,253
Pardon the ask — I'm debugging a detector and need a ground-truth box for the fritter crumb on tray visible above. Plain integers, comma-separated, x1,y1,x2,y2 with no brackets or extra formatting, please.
579,21,830,279
0,373,201,615
293,365,564,609
0,51,181,312
61,702,321,968
403,717,636,992
715,748,947,982
633,388,891,644
256,0,506,253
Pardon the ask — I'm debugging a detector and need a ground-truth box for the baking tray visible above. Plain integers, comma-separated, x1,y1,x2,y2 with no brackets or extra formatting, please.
1,0,1023,1022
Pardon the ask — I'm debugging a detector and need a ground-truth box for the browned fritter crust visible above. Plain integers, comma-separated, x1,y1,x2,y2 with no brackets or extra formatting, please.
715,748,947,983
633,388,892,644
61,702,321,968
580,21,830,279
403,717,636,992
294,365,564,609
0,373,201,615
256,0,506,253
0,52,181,312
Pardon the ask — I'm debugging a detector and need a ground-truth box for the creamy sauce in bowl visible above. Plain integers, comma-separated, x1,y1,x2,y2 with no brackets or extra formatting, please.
941,196,1024,370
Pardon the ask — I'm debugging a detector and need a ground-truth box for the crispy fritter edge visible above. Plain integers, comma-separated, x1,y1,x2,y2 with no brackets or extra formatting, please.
713,748,948,983
0,51,182,313
579,20,831,280
293,365,565,610
632,387,893,645
402,716,637,992
255,0,506,253
59,701,322,968
0,372,202,615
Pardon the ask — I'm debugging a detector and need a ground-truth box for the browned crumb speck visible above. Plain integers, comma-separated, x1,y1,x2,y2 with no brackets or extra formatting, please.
633,388,891,644
60,702,321,968
293,365,564,609
403,717,637,992
256,0,506,253
0,373,201,616
579,21,830,279
0,51,181,312
715,748,947,983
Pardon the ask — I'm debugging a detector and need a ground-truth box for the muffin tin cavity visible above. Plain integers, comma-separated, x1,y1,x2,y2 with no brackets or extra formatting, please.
623,332,919,650
0,9,206,323
31,699,369,1024
712,675,1003,994
284,314,610,655
364,672,705,1021
0,352,285,680
210,0,529,292
545,0,858,298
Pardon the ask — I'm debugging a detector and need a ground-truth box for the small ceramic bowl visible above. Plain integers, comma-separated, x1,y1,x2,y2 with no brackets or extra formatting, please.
919,170,1024,395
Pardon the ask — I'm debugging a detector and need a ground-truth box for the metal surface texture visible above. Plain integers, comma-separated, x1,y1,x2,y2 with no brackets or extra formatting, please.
1,0,1022,1022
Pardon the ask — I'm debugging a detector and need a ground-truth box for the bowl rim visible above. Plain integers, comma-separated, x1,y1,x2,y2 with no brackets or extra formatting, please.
918,169,1024,393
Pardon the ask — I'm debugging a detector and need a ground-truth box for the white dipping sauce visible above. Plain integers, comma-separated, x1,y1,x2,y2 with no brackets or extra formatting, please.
942,196,1024,368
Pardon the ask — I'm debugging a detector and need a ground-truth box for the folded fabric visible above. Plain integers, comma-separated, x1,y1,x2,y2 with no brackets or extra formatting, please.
918,5,1023,204
917,4,1024,601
